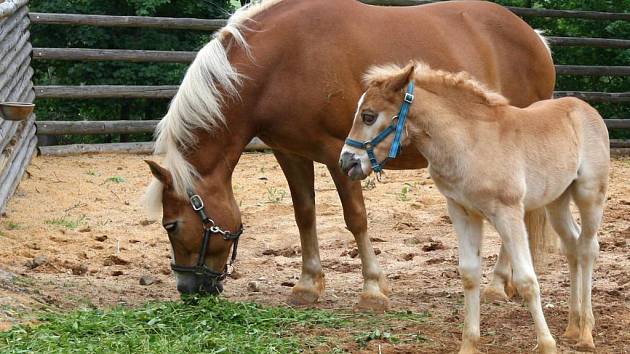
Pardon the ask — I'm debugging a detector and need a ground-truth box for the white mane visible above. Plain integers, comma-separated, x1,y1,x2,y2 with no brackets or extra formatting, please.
146,0,284,212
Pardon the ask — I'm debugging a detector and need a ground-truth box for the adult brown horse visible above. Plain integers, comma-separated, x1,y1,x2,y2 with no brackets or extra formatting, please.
144,0,555,311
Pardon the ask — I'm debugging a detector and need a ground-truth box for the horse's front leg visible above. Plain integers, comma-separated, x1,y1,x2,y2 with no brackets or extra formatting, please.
327,165,390,312
274,151,325,305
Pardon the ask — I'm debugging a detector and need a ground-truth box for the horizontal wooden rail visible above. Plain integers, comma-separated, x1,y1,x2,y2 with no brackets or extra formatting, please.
611,140,630,148
360,1,630,21
38,138,270,156
29,12,226,31
36,120,159,135
33,85,630,102
606,119,630,129
32,48,197,63
34,85,178,99
546,36,630,49
553,92,630,103
555,65,630,76
29,37,630,65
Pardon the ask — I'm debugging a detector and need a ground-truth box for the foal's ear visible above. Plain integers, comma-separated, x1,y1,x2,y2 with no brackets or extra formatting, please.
385,61,415,92
145,160,173,187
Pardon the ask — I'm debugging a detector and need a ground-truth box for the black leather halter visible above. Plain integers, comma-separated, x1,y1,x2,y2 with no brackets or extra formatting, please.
170,191,244,282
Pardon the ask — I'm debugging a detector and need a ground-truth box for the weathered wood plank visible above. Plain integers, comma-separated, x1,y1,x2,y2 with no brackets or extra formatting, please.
0,41,31,94
36,120,159,135
611,140,630,149
0,0,28,19
605,119,630,129
39,137,270,156
0,135,37,213
0,5,26,43
547,36,630,49
33,85,178,99
555,65,630,76
360,0,630,20
554,91,630,103
32,48,197,63
29,12,226,31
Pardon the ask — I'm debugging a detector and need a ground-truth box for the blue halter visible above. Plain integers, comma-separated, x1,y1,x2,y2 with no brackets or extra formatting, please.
345,82,415,173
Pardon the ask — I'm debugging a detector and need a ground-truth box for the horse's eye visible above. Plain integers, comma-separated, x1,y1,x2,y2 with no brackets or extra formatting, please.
362,111,377,125
163,222,177,232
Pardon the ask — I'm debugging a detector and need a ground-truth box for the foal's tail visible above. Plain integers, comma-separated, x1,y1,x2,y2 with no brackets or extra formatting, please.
526,209,559,267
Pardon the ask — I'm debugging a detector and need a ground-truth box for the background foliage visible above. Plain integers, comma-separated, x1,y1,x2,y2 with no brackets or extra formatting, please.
30,0,628,143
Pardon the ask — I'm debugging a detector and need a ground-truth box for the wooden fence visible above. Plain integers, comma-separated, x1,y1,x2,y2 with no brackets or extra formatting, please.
29,0,629,156
0,0,36,213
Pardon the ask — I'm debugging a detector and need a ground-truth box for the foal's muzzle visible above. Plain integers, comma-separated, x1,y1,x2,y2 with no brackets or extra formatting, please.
339,152,366,180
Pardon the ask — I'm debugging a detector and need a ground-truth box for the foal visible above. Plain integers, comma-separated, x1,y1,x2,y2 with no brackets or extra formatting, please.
339,62,609,353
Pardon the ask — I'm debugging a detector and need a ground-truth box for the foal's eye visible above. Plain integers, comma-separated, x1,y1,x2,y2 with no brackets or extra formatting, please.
361,111,377,125
163,222,178,232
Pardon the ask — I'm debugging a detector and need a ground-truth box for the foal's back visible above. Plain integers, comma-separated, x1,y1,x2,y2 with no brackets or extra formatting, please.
498,97,609,209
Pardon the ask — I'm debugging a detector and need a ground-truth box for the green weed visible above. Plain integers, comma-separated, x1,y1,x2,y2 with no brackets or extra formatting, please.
45,215,86,229
266,187,287,204
106,176,125,183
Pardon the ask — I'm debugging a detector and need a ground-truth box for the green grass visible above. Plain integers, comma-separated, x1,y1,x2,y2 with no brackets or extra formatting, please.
0,297,347,354
4,221,20,230
106,176,125,183
265,187,287,204
45,215,86,229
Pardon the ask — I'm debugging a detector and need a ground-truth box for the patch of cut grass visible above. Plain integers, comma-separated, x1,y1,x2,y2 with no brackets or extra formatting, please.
45,215,86,229
106,176,125,183
5,221,20,230
0,297,346,354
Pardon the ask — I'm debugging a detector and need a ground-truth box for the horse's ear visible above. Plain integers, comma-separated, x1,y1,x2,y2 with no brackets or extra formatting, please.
385,61,415,92
145,160,173,187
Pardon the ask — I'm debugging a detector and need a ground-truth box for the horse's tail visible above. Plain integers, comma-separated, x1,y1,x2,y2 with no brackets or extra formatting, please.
525,209,553,268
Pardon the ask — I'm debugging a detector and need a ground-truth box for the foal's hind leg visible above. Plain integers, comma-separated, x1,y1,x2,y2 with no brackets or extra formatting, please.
274,151,325,305
490,206,556,353
545,189,581,341
572,177,606,351
447,199,484,354
483,245,516,302
328,165,390,312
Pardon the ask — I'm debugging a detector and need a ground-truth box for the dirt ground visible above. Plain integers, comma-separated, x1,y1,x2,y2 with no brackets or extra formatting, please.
0,153,628,353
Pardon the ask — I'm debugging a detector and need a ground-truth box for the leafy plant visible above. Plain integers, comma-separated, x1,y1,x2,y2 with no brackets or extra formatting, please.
355,329,400,347
45,215,86,229
266,187,287,204
362,177,376,191
5,221,20,230
107,176,125,184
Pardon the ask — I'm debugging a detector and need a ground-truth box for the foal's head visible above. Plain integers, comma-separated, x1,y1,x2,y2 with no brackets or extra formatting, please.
340,62,416,180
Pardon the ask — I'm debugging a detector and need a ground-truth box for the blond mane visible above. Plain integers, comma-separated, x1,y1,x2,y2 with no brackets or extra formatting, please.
146,0,285,213
364,61,509,107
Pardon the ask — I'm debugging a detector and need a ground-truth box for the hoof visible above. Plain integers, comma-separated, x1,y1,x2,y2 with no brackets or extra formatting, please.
482,286,510,303
575,340,595,352
504,281,517,299
561,328,580,342
354,292,389,313
538,338,557,354
288,287,321,306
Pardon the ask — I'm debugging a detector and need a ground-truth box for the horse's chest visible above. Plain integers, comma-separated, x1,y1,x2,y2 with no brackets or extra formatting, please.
429,165,470,206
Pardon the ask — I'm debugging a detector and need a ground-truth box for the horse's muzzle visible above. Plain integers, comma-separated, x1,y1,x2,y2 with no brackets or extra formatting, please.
339,152,366,180
176,272,224,295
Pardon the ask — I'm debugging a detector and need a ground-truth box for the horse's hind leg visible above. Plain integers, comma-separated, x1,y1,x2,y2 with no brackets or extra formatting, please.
273,151,325,305
447,199,484,354
490,206,557,353
545,189,581,341
571,175,607,352
328,165,390,312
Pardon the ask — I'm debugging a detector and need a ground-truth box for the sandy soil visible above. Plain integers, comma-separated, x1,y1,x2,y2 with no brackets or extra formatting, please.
0,153,628,353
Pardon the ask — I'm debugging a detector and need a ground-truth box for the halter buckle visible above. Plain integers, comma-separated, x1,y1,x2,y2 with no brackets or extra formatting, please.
190,194,204,211
364,141,373,149
404,92,414,104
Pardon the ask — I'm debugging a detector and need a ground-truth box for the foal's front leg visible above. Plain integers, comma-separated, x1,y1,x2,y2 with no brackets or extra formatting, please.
447,199,484,354
328,165,390,312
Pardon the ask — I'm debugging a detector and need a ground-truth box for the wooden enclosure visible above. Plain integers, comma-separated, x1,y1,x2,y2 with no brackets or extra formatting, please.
0,0,629,210
0,0,36,213
28,0,629,156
